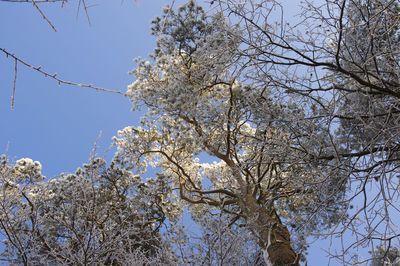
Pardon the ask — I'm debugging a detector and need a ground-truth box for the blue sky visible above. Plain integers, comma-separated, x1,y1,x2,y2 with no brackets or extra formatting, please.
0,0,164,177
0,1,347,265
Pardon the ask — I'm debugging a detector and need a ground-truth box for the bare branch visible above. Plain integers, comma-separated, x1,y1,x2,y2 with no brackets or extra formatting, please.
1,48,126,97
31,0,57,32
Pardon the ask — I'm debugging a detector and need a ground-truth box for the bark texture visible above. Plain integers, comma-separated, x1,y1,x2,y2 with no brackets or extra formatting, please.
245,193,299,266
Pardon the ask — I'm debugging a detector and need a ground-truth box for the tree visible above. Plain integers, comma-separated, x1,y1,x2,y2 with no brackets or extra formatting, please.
114,1,351,265
114,0,400,264
0,154,179,265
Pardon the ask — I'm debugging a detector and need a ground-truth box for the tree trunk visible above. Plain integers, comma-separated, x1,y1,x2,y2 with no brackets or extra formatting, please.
244,193,300,266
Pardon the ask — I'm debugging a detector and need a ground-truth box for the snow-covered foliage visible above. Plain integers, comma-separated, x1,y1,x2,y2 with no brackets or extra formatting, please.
0,155,177,265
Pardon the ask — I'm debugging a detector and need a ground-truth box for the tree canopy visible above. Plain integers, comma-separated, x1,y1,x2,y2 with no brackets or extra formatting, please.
1,0,400,265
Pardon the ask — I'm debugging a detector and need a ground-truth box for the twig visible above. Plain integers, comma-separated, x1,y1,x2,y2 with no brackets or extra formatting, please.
90,130,103,160
77,0,91,25
11,58,17,109
1,48,126,98
31,0,57,32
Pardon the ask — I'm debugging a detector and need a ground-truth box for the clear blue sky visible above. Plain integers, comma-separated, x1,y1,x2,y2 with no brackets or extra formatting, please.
0,1,347,265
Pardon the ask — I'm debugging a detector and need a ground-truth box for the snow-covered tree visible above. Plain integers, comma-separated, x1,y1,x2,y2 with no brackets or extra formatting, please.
0,152,269,265
0,155,178,265
113,0,400,264
114,1,351,265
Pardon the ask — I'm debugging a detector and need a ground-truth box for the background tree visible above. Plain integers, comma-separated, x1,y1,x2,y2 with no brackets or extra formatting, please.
0,154,180,265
